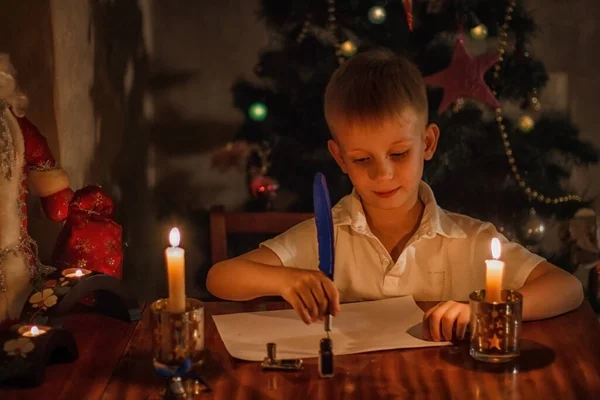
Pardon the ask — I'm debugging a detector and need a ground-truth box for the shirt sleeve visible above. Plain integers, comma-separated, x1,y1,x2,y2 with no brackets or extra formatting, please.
472,222,545,290
260,218,319,271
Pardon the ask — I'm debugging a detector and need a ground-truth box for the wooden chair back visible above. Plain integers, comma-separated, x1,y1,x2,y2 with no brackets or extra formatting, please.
209,205,313,265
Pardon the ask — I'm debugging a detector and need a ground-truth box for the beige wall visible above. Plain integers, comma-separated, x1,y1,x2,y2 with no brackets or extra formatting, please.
50,0,96,190
0,1,58,156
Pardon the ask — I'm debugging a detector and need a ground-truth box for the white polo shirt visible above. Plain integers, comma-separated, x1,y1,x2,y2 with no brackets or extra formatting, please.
261,181,544,302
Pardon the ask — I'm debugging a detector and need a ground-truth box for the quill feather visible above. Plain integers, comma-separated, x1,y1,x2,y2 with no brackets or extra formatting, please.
313,172,334,279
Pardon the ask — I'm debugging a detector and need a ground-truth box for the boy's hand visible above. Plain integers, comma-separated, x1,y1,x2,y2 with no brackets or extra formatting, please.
280,269,340,324
422,301,470,341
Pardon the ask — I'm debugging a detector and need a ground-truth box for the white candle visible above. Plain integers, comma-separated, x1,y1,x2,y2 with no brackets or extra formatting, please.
485,238,505,303
165,227,186,313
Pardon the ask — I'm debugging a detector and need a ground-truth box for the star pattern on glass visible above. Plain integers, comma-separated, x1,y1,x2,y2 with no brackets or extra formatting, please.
488,334,502,350
174,345,188,360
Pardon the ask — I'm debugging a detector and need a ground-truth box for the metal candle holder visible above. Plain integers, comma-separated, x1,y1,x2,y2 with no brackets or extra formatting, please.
469,289,523,363
150,298,205,368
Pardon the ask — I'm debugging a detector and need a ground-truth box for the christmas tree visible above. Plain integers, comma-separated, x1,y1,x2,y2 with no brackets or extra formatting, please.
218,0,598,262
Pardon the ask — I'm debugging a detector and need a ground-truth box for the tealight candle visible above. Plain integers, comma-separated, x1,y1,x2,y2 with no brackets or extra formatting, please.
18,325,49,337
62,268,92,279
485,238,505,303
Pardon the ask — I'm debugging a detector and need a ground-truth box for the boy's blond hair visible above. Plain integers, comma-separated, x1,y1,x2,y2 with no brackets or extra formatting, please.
324,48,428,134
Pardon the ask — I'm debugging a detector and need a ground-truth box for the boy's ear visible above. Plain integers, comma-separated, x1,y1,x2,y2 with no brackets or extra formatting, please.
423,123,440,161
327,139,348,174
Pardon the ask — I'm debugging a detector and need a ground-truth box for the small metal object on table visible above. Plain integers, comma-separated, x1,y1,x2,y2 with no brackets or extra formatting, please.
260,342,303,371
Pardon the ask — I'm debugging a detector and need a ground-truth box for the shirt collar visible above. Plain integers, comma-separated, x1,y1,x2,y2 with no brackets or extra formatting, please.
332,181,467,239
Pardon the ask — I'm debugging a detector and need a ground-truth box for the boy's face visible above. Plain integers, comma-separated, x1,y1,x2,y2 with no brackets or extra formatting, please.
327,108,439,210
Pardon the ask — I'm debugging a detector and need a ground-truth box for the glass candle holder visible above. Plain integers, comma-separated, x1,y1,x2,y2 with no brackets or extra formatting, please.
150,298,205,367
469,289,523,363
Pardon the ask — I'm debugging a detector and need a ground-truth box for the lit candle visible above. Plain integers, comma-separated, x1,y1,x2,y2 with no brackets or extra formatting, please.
62,268,92,279
485,238,505,303
165,227,186,313
19,325,49,337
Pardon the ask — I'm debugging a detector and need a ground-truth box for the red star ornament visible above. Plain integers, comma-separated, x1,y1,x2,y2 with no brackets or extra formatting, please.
424,38,500,114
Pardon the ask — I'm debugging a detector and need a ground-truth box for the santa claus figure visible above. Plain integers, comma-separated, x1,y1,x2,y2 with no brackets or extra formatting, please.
0,54,73,322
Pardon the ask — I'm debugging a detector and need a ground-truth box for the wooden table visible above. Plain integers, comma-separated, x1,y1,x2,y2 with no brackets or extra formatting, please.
0,306,140,399
2,301,600,399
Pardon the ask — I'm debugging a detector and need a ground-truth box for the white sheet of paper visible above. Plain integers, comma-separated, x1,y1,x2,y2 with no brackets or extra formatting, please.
212,296,451,361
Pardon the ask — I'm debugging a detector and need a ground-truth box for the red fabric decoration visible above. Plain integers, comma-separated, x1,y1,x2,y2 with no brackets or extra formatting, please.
16,116,65,229
20,116,58,171
424,38,500,114
52,185,123,278
41,187,74,222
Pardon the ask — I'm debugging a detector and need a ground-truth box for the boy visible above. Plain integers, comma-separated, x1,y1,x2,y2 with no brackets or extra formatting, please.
207,49,583,342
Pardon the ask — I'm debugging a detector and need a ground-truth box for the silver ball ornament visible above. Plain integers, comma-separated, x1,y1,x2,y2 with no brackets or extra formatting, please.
521,208,546,243
368,6,387,24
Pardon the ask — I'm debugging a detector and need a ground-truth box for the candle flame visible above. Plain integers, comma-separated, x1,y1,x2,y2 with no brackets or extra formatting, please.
491,238,501,259
75,269,83,277
31,326,39,335
169,227,181,247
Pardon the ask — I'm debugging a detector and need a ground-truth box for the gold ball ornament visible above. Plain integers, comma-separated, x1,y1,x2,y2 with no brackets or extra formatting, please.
340,40,357,58
470,24,488,40
518,114,535,133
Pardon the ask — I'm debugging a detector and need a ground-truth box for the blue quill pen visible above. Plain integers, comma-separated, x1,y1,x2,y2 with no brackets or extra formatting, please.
313,172,335,332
